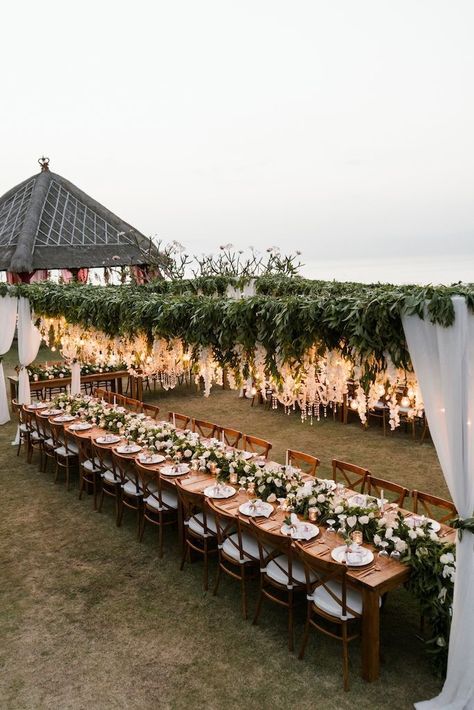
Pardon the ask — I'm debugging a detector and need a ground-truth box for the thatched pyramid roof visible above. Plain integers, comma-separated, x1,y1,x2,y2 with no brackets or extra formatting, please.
0,159,155,273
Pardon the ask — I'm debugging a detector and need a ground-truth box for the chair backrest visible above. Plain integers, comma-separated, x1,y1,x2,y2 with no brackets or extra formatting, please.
249,518,300,587
175,478,214,535
93,387,107,399
192,418,221,439
35,411,52,439
91,439,115,473
22,407,37,433
74,433,95,465
366,475,409,507
125,397,142,413
112,450,141,493
11,399,24,424
221,426,242,448
142,402,160,420
295,543,361,620
243,434,272,459
207,499,255,561
63,426,80,455
332,459,369,493
168,412,191,430
49,421,66,448
412,489,457,524
135,461,174,511
287,449,320,476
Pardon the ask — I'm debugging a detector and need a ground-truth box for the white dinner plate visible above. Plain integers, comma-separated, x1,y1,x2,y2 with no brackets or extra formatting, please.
138,453,166,465
204,484,236,499
404,515,441,533
28,402,49,409
331,545,374,567
280,522,319,540
43,409,63,416
53,415,76,423
95,435,121,445
161,464,190,476
240,451,254,460
239,500,273,518
69,422,92,431
116,444,142,454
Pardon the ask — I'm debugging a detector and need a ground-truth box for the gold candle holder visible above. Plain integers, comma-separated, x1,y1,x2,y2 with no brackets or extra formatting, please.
351,530,363,546
229,472,238,485
308,507,317,522
247,482,255,499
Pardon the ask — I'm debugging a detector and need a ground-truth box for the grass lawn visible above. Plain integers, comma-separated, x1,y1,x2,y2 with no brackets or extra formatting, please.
0,351,446,709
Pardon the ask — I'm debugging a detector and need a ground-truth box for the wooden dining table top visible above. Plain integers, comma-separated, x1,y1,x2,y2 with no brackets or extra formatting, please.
27,406,457,593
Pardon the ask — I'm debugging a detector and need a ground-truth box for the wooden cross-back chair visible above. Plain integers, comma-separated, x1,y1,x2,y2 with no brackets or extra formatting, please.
35,410,56,472
175,479,218,591
22,407,44,468
112,393,127,407
92,439,122,524
11,400,29,457
75,433,101,510
365,475,409,507
192,418,221,439
286,449,320,477
125,397,142,413
249,518,306,651
93,387,109,401
49,421,78,490
220,426,242,448
207,499,259,619
332,459,369,493
295,543,363,691
111,450,144,536
243,434,272,460
412,490,457,524
168,412,191,430
135,461,178,556
141,402,160,420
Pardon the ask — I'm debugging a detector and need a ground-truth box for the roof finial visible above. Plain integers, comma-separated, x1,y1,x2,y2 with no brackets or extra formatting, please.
38,156,50,172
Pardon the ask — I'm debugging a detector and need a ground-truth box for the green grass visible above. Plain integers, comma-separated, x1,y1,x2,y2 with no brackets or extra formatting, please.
0,355,446,709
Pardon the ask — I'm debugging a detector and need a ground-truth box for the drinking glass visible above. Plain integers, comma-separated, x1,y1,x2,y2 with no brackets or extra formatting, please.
378,541,389,558
326,518,336,532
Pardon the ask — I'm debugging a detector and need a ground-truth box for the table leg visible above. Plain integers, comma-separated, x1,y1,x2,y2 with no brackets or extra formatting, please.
117,376,123,395
361,587,380,681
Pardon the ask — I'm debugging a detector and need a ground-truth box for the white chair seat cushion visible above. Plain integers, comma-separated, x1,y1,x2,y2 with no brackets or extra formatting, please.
20,423,29,433
122,479,143,497
30,430,44,442
66,441,80,454
44,437,55,448
309,580,380,620
101,468,119,484
187,512,217,537
145,489,178,511
55,446,78,458
83,457,101,472
266,554,313,586
222,532,259,562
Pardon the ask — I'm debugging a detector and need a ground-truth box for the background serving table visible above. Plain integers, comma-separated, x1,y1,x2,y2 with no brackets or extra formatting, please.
10,370,128,401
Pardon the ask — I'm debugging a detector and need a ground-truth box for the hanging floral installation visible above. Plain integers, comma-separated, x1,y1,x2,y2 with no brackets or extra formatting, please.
2,277,472,430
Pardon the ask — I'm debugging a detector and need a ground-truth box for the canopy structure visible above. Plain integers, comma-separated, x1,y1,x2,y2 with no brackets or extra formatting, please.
0,158,157,278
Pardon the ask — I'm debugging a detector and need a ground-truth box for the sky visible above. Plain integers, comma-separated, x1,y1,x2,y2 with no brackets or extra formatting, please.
1,1,473,283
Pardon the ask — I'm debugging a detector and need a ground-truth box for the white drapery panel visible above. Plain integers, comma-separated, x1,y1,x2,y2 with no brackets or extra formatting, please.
403,296,474,710
17,297,42,405
71,361,81,395
0,296,19,424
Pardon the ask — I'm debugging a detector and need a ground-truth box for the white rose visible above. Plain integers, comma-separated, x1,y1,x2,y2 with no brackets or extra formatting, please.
346,515,357,528
267,493,276,503
358,515,369,525
334,505,344,515
408,529,417,540
395,539,407,553
373,534,382,546
385,527,393,539
184,449,192,458
317,494,326,503
440,552,454,565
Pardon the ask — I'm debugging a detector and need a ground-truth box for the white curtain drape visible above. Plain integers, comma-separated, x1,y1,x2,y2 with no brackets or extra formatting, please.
403,296,474,710
71,361,81,395
0,295,19,424
17,297,42,405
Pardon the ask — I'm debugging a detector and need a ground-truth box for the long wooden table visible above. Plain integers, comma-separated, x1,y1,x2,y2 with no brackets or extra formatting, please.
29,404,456,683
10,370,128,401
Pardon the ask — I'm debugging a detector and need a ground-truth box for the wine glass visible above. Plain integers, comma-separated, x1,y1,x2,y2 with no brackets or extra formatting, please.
390,549,401,560
326,518,336,532
378,541,389,558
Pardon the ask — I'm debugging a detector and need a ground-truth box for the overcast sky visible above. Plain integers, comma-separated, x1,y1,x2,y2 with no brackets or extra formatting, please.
2,1,473,282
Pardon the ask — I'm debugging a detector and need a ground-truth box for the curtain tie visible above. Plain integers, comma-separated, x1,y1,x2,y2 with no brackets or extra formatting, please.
450,514,474,541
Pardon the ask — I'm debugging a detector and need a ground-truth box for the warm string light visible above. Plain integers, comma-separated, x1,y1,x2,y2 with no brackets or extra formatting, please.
37,316,425,430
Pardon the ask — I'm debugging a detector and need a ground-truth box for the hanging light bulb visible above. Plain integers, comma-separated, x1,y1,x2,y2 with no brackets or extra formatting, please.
401,396,410,408
350,399,358,410
407,387,414,398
